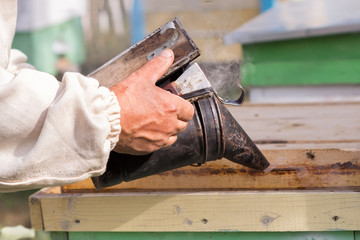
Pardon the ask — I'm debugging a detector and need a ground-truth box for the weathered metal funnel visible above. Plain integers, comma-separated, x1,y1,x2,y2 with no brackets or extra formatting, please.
92,91,269,189
89,18,269,189
218,97,269,170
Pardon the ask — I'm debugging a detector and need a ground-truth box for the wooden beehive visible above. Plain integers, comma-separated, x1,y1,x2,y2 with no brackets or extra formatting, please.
30,101,360,233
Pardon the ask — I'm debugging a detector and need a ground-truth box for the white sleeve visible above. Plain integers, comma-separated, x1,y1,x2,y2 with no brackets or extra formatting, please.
0,51,121,192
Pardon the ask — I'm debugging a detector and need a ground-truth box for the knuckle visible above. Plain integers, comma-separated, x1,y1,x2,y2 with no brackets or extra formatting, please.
162,101,177,113
185,102,195,118
179,122,188,132
147,146,159,153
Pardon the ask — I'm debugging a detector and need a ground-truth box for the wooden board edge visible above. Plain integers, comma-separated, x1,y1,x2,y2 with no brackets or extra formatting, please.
29,191,44,230
62,147,360,192
28,187,62,230
39,190,360,232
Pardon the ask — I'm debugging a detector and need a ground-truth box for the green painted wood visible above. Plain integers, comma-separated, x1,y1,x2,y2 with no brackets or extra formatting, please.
355,231,359,240
242,59,360,86
12,17,86,76
50,232,68,240
243,33,360,62
68,231,355,240
241,33,360,86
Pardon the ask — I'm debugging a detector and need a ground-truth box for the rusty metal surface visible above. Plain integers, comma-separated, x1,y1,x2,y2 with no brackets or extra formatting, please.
89,17,268,190
216,97,269,171
162,63,245,106
163,63,212,95
92,94,269,189
89,17,200,88
92,100,205,189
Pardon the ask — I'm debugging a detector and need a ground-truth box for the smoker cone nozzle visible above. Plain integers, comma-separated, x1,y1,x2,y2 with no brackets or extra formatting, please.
92,94,269,189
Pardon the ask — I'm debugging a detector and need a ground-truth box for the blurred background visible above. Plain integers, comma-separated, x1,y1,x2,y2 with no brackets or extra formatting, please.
1,0,360,238
12,0,265,100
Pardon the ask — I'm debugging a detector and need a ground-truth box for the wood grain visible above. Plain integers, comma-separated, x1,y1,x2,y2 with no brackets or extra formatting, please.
62,102,360,192
32,189,360,232
28,190,44,230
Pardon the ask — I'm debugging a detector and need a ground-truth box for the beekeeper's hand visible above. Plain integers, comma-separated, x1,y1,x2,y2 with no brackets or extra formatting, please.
110,49,194,155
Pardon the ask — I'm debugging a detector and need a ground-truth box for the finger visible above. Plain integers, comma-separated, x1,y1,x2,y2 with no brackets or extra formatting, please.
175,120,188,134
167,136,178,147
137,49,174,85
175,97,195,122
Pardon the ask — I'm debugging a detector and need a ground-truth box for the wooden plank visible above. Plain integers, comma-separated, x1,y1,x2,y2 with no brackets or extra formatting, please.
33,189,360,232
29,187,62,231
242,59,360,87
49,232,68,240
62,102,360,192
62,148,360,192
241,33,360,86
231,101,360,144
28,191,44,230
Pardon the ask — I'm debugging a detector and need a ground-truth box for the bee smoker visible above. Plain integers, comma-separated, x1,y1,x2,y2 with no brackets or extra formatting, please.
89,18,270,189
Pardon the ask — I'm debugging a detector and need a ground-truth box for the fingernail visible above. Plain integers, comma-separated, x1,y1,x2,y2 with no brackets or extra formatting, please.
160,49,172,58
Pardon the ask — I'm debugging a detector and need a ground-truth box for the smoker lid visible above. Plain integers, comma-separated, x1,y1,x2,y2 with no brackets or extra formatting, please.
224,0,360,45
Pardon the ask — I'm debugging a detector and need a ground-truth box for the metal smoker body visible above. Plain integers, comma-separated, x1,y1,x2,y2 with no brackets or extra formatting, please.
90,18,270,189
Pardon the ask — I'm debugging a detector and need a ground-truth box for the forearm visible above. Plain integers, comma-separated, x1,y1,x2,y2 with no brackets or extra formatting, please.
0,67,120,192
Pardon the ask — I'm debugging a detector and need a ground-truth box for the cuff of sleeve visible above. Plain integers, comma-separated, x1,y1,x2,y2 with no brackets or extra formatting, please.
99,87,121,150
7,49,35,73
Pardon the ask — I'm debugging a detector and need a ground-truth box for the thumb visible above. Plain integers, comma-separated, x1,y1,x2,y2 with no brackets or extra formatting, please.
138,49,174,85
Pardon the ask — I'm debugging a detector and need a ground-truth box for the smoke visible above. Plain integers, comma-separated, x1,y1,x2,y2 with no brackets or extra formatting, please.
177,0,247,102
199,61,243,101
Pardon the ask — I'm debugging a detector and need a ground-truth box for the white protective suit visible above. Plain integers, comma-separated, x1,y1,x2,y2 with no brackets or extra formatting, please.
0,1,121,192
